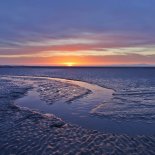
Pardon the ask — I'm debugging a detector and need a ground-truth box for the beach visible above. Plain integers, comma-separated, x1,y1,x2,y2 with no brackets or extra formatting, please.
0,71,155,155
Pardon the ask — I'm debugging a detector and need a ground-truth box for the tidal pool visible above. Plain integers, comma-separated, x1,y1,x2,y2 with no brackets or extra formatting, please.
14,76,155,136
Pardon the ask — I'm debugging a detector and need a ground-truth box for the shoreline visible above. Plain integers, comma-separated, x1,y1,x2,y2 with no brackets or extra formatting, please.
0,76,155,154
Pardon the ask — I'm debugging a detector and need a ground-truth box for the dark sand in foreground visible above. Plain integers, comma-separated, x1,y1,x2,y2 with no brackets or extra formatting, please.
0,77,155,155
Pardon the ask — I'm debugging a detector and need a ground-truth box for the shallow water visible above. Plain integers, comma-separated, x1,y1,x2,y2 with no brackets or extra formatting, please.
1,67,155,122
14,77,155,136
1,74,155,155
1,67,155,135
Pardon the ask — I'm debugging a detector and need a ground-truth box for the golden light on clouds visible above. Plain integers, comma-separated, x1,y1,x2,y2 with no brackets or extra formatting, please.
1,52,155,66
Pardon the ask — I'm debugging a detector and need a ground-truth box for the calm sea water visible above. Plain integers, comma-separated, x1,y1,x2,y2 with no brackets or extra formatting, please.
1,67,155,135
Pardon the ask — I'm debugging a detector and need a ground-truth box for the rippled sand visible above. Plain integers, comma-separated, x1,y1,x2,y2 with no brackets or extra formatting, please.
0,77,155,155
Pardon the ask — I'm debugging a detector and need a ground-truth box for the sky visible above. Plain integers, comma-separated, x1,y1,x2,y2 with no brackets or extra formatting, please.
0,0,155,66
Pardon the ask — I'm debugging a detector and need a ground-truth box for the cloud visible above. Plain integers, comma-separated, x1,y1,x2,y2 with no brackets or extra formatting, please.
0,32,155,56
0,54,155,66
0,0,155,65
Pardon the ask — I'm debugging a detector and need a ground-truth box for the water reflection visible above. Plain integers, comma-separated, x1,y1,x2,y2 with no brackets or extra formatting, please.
15,77,155,136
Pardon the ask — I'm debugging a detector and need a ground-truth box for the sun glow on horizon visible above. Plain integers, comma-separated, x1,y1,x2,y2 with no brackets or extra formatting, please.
64,62,76,67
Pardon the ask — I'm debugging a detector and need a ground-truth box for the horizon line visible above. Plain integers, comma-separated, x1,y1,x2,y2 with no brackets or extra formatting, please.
0,65,155,68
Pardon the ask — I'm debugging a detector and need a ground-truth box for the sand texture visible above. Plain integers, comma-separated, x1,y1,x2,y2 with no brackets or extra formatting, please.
0,77,155,155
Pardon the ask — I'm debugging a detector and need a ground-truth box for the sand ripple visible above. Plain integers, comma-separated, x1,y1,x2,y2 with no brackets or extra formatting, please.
0,77,155,155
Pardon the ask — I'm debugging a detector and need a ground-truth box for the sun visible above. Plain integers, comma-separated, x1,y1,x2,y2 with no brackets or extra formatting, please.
64,62,75,67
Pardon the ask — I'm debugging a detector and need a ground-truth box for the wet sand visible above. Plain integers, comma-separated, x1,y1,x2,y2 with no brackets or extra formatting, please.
0,77,155,155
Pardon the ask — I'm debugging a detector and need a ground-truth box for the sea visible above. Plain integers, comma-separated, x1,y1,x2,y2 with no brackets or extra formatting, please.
0,66,155,135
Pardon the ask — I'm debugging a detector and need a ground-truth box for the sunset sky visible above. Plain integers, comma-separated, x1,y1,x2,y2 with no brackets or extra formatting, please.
0,0,155,66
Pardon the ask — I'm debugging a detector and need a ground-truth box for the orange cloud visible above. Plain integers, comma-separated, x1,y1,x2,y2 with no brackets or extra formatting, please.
0,54,155,66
